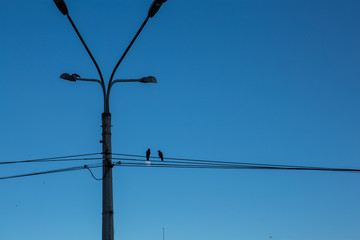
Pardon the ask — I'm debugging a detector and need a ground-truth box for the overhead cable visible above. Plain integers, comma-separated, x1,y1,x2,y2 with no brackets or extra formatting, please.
0,163,102,180
112,153,325,169
115,162,360,173
0,153,102,165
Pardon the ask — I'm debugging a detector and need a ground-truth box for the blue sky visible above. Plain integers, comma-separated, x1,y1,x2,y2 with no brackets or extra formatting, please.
1,0,360,239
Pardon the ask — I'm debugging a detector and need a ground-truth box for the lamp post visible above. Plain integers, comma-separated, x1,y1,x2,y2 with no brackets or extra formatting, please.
53,1,167,240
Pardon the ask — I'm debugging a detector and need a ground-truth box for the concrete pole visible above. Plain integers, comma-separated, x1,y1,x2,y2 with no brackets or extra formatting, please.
102,112,114,240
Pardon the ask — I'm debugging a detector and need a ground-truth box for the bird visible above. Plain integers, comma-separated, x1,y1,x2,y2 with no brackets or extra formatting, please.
158,150,164,161
146,148,151,161
72,73,80,78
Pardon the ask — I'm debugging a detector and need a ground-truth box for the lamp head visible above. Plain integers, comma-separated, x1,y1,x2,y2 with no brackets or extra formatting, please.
53,0,69,15
139,76,157,83
148,0,167,18
60,73,79,81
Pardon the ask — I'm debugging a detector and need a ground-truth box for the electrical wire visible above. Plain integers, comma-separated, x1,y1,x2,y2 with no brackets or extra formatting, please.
113,153,144,158
114,162,360,173
0,153,102,165
86,167,102,181
112,157,293,168
0,157,103,165
112,153,326,169
85,165,111,181
2,152,360,181
112,153,360,173
0,163,103,181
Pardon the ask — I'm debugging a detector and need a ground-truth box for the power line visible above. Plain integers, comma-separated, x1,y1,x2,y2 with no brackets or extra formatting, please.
112,157,297,169
0,153,102,165
113,153,144,158
0,157,103,165
0,163,103,181
111,153,360,173
2,152,360,181
112,153,335,170
115,162,360,173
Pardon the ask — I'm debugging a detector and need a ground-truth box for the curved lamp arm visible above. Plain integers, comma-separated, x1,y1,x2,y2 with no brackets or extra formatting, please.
110,76,157,88
106,0,168,113
77,78,102,85
106,16,150,112
53,0,107,109
66,16,107,100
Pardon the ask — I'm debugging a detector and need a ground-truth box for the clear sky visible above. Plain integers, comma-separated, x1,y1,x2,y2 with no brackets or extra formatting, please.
1,0,360,239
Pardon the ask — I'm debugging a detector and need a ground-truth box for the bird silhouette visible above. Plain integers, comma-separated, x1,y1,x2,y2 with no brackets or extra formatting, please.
158,150,164,161
146,148,151,161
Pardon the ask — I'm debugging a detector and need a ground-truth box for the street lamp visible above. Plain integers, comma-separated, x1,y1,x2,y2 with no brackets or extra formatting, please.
60,73,104,84
53,0,68,15
59,73,77,81
113,76,158,84
148,0,167,18
52,1,167,240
